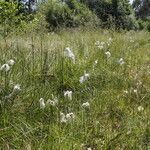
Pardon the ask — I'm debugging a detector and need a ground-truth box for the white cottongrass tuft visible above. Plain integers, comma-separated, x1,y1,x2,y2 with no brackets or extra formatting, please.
0,64,10,72
79,71,90,83
94,60,98,65
95,41,100,46
105,51,111,58
13,84,21,92
93,59,98,70
60,112,75,123
82,102,90,108
7,59,15,66
39,98,46,109
60,112,67,123
46,95,58,106
107,37,113,46
133,89,138,93
123,90,129,94
137,106,144,112
64,90,73,100
64,47,75,63
95,41,105,49
66,112,75,120
46,99,57,106
118,58,125,65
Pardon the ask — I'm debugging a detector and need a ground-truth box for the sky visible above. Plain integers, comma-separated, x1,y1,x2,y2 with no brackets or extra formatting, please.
129,0,134,4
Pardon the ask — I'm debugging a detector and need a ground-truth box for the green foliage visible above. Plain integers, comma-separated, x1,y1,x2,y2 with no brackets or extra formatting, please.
0,30,149,149
39,0,100,29
0,2,20,36
83,0,138,30
133,0,150,20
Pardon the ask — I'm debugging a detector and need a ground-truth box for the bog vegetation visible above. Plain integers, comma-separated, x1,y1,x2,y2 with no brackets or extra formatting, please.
0,0,150,149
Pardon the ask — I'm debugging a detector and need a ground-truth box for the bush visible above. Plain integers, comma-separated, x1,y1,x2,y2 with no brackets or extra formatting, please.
0,2,20,36
83,0,138,30
39,0,100,29
0,1,34,36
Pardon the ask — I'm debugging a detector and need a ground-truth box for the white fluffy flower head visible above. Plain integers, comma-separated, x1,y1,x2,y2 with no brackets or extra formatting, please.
82,102,90,108
13,84,21,91
105,51,111,58
64,90,72,100
118,58,125,65
137,106,144,112
64,47,75,63
39,98,46,109
79,71,90,83
8,59,15,66
0,64,10,72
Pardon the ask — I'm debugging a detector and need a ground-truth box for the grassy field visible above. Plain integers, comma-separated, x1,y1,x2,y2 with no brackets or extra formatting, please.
0,29,149,149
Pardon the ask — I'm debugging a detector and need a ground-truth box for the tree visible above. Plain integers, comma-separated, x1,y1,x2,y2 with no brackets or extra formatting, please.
133,0,150,20
111,0,138,29
82,0,138,29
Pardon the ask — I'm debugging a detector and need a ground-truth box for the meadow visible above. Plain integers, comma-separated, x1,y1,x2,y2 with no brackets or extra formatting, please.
0,29,149,149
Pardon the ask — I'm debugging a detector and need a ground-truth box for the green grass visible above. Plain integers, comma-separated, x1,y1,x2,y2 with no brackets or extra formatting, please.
0,29,149,149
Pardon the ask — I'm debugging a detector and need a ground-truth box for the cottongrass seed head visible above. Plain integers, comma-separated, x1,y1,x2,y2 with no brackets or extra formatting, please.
0,64,10,72
82,102,90,108
39,98,46,109
64,90,73,100
7,59,15,66
118,58,125,65
64,47,75,63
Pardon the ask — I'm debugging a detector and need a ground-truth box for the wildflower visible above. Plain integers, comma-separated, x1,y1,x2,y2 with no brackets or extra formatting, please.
105,51,111,58
82,102,90,108
123,90,128,94
84,71,90,79
64,47,75,63
118,58,125,65
95,41,105,49
95,41,100,46
93,60,98,70
94,60,98,65
13,84,21,92
66,112,75,121
64,90,72,100
137,106,144,112
79,76,85,83
107,37,113,46
79,71,90,83
46,95,58,106
7,59,15,66
0,64,10,72
60,112,75,123
46,99,56,106
133,89,138,93
97,45,104,49
60,112,67,123
39,98,45,109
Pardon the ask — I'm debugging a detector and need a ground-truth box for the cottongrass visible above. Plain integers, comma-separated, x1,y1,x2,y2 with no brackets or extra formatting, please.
64,47,75,63
60,112,75,123
64,90,73,100
79,71,90,83
82,102,90,108
105,51,111,58
137,106,144,112
118,58,125,65
39,98,46,109
0,64,10,72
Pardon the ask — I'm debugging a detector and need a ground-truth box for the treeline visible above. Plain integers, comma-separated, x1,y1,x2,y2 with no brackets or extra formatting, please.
0,0,150,32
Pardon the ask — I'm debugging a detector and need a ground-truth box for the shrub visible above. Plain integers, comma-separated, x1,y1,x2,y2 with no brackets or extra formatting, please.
82,0,138,30
39,0,100,29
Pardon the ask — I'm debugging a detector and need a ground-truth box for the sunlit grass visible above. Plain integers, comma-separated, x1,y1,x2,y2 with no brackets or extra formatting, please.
0,29,149,149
